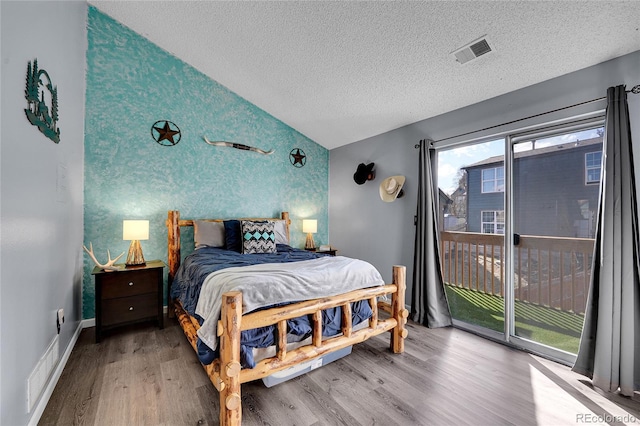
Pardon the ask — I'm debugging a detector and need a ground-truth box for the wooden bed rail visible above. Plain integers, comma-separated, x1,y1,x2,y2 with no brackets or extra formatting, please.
239,284,397,330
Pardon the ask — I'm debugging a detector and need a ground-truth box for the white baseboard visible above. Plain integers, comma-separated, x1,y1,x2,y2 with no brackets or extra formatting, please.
27,321,83,426
81,318,95,328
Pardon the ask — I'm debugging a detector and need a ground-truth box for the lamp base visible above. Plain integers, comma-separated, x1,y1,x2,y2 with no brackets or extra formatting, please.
125,240,146,267
305,233,316,250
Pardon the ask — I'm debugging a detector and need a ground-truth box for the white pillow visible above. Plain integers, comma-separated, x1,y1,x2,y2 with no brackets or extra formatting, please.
194,220,225,249
272,220,289,245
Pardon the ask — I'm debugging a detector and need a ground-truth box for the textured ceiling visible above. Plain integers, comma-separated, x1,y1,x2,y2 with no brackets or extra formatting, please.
89,1,640,150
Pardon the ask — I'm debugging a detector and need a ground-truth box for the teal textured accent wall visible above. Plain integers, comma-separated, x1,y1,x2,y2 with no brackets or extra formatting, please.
84,7,328,319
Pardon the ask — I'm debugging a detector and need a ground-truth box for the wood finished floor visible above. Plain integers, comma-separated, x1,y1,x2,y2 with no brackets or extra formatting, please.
40,318,639,426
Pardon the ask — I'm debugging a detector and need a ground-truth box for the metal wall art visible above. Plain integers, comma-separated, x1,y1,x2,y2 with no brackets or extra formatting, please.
203,136,274,155
289,148,306,167
24,59,60,143
151,120,181,146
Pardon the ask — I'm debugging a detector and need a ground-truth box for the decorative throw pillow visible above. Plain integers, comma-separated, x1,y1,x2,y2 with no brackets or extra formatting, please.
224,220,242,252
241,220,276,254
194,220,225,249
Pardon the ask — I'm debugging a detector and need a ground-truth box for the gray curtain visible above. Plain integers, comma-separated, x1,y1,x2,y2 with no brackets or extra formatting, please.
411,139,453,328
572,85,640,397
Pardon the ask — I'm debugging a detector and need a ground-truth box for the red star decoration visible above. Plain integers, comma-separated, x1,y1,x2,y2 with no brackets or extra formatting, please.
153,121,180,144
291,149,306,166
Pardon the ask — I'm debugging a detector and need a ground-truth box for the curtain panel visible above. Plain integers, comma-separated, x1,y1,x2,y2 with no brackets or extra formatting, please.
411,139,452,328
572,85,639,396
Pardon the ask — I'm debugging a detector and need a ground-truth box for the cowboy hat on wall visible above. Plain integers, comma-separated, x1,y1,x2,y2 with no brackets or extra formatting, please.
380,176,405,202
353,162,375,185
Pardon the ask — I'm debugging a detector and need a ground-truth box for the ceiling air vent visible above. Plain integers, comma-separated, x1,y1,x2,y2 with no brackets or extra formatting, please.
452,36,493,65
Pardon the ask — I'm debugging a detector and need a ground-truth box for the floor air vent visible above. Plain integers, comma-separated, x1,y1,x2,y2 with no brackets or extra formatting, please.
452,36,493,64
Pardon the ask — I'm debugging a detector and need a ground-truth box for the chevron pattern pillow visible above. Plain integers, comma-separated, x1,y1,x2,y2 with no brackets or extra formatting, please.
241,220,276,254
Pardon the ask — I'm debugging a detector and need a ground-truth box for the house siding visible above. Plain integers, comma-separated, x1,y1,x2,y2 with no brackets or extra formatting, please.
465,142,602,237
466,166,505,233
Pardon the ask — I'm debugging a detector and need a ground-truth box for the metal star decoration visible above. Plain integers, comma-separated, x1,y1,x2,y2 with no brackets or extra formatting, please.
151,120,181,146
289,148,306,168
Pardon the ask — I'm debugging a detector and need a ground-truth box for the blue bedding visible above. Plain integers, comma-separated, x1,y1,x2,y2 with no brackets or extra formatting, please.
171,245,373,368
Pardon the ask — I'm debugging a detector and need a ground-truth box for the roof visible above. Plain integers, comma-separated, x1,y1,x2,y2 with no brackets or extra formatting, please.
462,136,603,169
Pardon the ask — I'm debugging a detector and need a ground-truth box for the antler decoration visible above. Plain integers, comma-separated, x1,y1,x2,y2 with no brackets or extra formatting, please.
83,242,124,271
203,136,274,155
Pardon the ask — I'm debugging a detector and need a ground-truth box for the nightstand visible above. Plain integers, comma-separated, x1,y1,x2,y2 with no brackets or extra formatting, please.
92,260,165,343
306,248,338,256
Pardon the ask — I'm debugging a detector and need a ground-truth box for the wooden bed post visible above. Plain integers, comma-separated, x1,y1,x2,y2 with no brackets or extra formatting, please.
391,265,408,353
219,291,243,426
167,210,181,319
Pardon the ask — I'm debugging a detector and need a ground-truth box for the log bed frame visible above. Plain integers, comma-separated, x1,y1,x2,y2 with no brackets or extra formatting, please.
166,210,408,426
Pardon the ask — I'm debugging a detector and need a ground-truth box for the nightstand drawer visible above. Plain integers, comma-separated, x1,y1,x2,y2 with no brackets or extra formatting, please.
100,269,159,299
102,294,158,326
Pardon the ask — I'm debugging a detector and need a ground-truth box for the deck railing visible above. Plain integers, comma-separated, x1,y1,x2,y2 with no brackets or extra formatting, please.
440,231,594,314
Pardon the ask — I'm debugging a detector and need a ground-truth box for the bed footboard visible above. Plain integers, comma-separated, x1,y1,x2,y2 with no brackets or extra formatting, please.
174,266,407,426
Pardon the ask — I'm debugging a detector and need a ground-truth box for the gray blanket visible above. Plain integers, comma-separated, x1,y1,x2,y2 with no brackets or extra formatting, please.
195,255,385,351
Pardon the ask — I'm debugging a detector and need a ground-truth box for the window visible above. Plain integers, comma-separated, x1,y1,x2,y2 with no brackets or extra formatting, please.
482,167,504,193
481,210,504,234
585,151,602,184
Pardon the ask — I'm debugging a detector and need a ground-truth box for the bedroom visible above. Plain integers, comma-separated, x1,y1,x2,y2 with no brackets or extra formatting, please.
1,1,639,425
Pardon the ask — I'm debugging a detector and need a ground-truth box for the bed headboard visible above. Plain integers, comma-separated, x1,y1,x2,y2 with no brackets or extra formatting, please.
165,210,291,317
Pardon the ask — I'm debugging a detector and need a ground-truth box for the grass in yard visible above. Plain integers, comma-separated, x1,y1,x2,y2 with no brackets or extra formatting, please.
445,285,584,354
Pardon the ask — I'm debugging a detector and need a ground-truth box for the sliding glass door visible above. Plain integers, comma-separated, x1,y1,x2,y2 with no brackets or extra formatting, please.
436,116,604,362
437,139,505,338
508,121,604,361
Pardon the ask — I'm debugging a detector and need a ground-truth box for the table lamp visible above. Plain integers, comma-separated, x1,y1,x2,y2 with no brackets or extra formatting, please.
123,220,149,267
302,219,317,250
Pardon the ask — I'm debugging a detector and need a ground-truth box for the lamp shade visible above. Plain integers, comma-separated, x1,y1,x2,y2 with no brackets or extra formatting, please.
123,220,149,241
302,219,317,234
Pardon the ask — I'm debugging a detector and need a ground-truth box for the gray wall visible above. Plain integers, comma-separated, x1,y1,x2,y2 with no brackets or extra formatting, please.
1,1,87,424
329,50,640,303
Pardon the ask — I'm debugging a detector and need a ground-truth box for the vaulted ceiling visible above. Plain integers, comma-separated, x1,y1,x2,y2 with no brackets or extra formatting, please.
89,1,640,150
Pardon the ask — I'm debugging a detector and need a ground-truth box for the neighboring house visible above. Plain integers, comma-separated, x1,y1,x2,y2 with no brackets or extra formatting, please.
463,137,603,238
443,185,467,231
438,188,453,230
439,188,467,232
450,185,467,219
